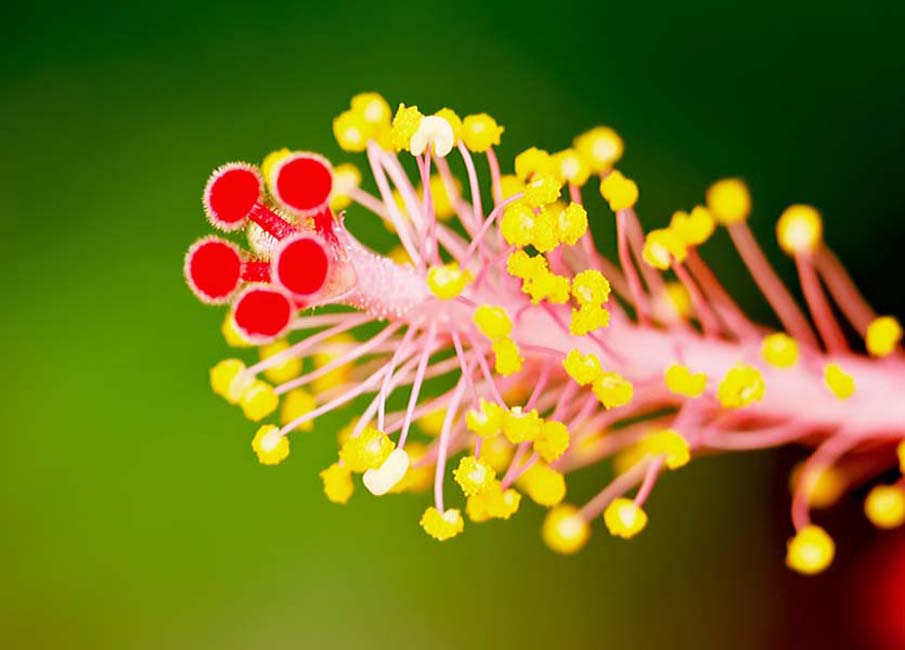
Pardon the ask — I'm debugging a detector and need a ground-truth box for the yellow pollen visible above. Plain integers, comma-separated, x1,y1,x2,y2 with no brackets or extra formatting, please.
524,174,562,208
461,113,504,152
500,201,536,248
466,398,506,438
239,380,279,422
573,126,624,172
604,498,648,539
492,338,524,376
280,388,316,432
823,363,855,400
542,504,589,554
664,364,707,398
390,103,424,153
786,525,834,575
866,316,902,357
473,305,514,341
761,333,800,368
319,463,354,504
420,507,464,541
339,426,394,473
864,485,905,529
259,339,301,384
642,429,691,469
553,148,591,186
717,364,765,408
332,110,369,152
642,228,687,270
514,147,557,181
453,455,497,497
706,178,751,225
777,204,823,255
556,203,589,246
571,269,611,307
592,372,634,409
534,420,571,463
252,425,289,466
670,205,715,246
519,463,567,507
569,304,611,336
426,262,472,300
502,407,543,443
563,349,603,386
599,170,638,212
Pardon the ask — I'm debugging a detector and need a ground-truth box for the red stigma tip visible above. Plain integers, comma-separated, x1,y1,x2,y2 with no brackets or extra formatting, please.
184,236,243,304
272,233,330,297
203,163,262,231
232,285,293,342
272,152,333,215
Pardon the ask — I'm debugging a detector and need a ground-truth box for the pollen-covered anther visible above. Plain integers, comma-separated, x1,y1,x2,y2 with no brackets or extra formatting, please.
777,204,823,255
706,178,751,225
466,399,505,438
761,333,800,368
271,233,331,299
664,364,707,398
670,205,715,246
570,304,611,336
390,103,424,152
260,340,302,384
534,420,570,462
453,455,497,497
467,483,521,522
524,174,562,208
864,485,905,529
824,363,855,399
426,262,472,300
642,228,687,270
542,504,589,554
420,507,464,541
473,305,513,341
271,152,334,217
556,203,589,246
252,425,290,466
514,147,558,181
492,338,523,376
786,525,835,575
210,358,251,404
599,170,638,212
461,113,504,152
592,372,634,409
563,349,603,386
573,126,624,172
320,462,354,504
340,426,395,473
604,498,648,539
231,284,294,344
502,407,543,443
184,236,244,304
409,115,455,158
519,463,567,507
553,148,591,186
500,201,536,248
239,379,279,422
363,449,411,496
717,364,765,408
866,316,902,357
329,163,361,211
642,429,691,469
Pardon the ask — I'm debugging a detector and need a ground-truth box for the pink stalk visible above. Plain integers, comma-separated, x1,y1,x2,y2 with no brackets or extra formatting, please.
398,323,438,448
795,254,849,354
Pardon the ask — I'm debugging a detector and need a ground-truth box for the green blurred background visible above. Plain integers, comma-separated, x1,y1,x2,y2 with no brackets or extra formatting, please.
3,1,904,648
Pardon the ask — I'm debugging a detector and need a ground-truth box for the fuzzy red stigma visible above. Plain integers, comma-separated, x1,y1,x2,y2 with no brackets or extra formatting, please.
272,152,333,216
184,237,243,304
203,164,262,231
272,233,330,297
232,285,293,342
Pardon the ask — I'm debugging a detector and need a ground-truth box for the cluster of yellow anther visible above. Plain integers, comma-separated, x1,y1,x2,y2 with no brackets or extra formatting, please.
664,364,707,398
570,269,612,336
466,483,522,522
599,170,639,212
426,262,472,300
333,92,393,152
506,250,571,305
823,363,855,400
210,359,279,422
466,399,571,464
614,429,691,475
339,426,395,473
716,363,765,408
562,349,633,409
641,206,715,270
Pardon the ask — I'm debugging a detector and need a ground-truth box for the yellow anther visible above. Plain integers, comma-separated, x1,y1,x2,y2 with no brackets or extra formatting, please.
786,525,835,575
333,110,369,152
453,455,497,496
251,425,289,466
524,174,562,208
642,429,691,469
717,364,765,408
864,485,905,529
426,262,472,300
573,126,624,172
502,406,543,443
542,504,589,554
390,103,423,152
329,163,361,211
261,148,291,192
534,420,570,462
473,305,513,341
866,316,902,357
410,114,455,158
563,349,603,386
259,340,301,384
777,204,823,255
552,148,591,186
706,178,751,225
670,205,715,246
319,462,354,504
570,304,611,336
599,170,639,212
350,92,391,128
515,147,557,181
419,507,464,541
642,228,687,270
790,463,847,509
210,359,249,404
592,372,634,409
479,436,514,472
522,268,571,305
556,203,588,246
461,113,504,152
492,338,524,376
506,250,547,279
279,388,316,432
339,426,395,473
664,364,707,398
824,363,855,400
221,314,252,348
467,482,521,522
499,174,525,200
761,333,800,368
604,497,648,539
239,380,278,422
571,269,611,307
530,207,559,253
519,463,567,507
434,108,462,140
500,200,536,248
466,398,506,438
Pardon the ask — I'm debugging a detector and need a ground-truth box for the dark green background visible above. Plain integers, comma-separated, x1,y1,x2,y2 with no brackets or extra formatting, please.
3,1,904,648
